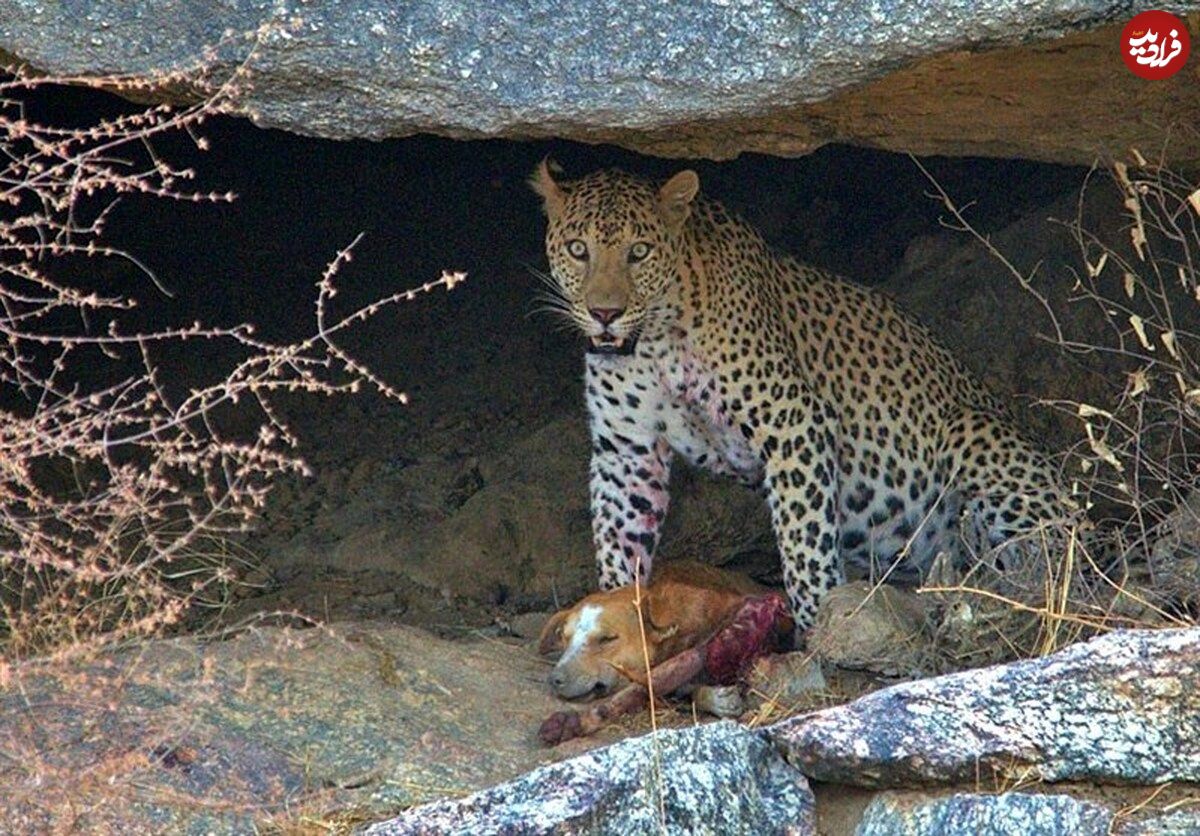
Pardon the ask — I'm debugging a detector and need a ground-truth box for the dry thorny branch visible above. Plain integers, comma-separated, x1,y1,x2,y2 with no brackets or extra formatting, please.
912,145,1200,662
0,64,464,660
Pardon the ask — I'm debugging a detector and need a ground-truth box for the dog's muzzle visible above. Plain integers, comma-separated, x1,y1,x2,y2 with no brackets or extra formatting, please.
550,664,615,700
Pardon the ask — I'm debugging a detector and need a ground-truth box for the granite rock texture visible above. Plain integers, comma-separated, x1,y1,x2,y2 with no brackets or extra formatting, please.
1,2,1198,162
0,624,606,833
368,721,815,836
773,627,1200,787
855,791,1116,836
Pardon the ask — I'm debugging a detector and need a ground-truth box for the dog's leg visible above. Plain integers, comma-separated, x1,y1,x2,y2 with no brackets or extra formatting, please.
701,592,792,683
539,645,704,745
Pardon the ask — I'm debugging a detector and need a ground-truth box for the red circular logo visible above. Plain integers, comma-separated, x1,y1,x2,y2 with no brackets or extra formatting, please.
1122,11,1191,80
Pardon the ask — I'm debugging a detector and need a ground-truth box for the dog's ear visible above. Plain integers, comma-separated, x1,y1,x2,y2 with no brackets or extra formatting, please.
529,157,566,220
537,609,569,656
645,585,679,642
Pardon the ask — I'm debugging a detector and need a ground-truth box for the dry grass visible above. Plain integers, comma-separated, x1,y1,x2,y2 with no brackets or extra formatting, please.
902,149,1200,669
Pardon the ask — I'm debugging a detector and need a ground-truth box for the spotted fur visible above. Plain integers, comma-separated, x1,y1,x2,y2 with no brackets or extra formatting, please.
531,163,1072,630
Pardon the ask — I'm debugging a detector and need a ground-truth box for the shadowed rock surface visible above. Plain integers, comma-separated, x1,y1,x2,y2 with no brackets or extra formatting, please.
1,2,1197,163
367,721,815,836
806,582,931,677
772,627,1200,788
0,623,622,833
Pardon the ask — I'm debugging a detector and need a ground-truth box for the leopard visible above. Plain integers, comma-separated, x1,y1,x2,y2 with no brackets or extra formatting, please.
530,161,1075,631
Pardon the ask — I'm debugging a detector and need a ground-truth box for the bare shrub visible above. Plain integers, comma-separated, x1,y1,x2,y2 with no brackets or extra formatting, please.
1055,157,1200,550
913,149,1200,666
0,66,464,660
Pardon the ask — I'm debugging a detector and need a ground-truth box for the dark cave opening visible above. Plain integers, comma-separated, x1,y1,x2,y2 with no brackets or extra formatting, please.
10,81,1096,635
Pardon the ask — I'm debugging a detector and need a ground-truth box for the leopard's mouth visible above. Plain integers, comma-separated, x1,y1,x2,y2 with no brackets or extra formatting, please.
587,334,637,356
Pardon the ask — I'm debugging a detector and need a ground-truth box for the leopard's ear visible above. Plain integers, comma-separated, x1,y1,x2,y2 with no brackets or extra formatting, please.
529,157,566,220
657,170,699,230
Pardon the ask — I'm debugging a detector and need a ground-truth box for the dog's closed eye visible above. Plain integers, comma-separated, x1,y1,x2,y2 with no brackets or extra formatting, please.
597,635,618,645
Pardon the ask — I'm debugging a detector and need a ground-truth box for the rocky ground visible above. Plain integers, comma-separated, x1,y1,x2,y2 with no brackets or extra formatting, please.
5,619,1197,833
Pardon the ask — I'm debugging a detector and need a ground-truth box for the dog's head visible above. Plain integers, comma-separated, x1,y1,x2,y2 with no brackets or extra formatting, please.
536,585,680,700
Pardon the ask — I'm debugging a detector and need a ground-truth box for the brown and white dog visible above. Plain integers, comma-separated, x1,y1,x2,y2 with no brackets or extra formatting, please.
537,561,767,700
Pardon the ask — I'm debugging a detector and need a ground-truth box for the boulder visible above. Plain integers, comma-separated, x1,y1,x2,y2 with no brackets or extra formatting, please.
744,652,829,713
807,582,931,677
856,791,1115,836
0,623,619,833
0,2,1197,163
856,790,1200,835
772,627,1200,787
367,721,815,836
1121,810,1200,835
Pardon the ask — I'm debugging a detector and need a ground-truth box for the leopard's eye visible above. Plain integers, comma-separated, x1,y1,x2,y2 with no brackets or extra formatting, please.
628,242,653,263
566,239,589,260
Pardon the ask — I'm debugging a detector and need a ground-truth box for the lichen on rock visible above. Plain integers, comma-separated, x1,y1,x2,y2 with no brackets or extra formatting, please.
773,627,1200,787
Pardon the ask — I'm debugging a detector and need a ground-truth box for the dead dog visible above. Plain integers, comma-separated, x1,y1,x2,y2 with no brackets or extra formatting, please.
536,560,791,733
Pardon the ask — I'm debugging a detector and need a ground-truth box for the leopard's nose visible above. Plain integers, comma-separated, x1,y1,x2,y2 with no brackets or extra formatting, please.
589,307,624,326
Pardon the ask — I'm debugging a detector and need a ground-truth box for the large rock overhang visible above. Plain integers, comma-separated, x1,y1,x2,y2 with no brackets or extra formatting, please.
1,1,1197,163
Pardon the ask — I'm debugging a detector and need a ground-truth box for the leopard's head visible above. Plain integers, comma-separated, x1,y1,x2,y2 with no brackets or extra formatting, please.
530,163,698,356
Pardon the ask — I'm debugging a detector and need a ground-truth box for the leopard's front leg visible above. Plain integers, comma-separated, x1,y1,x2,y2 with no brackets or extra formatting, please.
584,359,675,588
759,402,844,634
590,430,671,588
